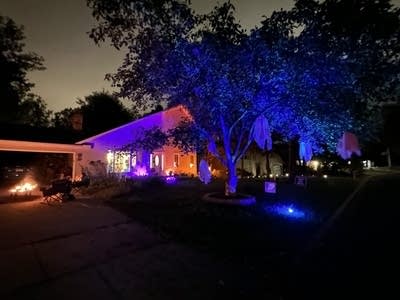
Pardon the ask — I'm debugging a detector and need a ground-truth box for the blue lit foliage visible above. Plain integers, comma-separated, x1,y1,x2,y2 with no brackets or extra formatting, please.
260,0,400,144
142,3,300,194
88,0,399,192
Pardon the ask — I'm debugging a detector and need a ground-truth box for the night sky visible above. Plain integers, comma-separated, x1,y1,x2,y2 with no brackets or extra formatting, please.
0,0,398,112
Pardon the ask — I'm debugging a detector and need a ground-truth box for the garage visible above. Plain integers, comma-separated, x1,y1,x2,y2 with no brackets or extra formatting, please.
0,139,91,202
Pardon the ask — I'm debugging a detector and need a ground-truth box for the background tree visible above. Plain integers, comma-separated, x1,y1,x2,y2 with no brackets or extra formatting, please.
260,0,399,170
77,91,135,135
0,14,44,123
263,0,400,141
51,107,75,129
16,94,52,127
52,91,135,135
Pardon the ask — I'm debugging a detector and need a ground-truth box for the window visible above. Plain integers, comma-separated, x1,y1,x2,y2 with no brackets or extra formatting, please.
154,155,160,167
131,153,137,168
173,154,179,167
189,155,194,168
107,150,131,173
114,151,131,173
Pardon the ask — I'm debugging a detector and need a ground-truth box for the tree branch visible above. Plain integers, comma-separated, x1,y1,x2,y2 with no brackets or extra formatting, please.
233,120,246,159
219,114,232,165
228,110,248,139
234,122,255,164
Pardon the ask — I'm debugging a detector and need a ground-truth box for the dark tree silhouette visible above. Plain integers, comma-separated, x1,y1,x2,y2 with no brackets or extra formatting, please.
17,94,52,127
0,14,44,123
76,91,135,135
51,107,75,129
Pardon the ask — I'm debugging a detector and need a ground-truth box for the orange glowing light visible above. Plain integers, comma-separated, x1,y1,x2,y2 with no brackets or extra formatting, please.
9,182,38,195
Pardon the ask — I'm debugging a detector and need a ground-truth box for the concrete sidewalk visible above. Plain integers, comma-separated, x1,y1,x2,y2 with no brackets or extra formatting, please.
0,198,271,299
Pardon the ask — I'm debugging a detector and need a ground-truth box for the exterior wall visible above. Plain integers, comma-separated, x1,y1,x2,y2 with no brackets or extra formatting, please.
163,145,197,176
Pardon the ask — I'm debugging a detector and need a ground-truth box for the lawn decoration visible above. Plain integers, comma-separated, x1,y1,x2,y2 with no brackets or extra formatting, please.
199,159,212,184
336,132,361,159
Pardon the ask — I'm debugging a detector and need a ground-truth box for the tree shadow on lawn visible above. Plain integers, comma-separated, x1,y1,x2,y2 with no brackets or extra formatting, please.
107,177,358,265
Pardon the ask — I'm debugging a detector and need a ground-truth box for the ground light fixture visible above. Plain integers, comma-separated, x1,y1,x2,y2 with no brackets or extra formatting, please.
264,203,314,221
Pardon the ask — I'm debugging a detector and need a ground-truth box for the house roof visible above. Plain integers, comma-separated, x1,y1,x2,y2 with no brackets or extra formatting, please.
0,123,87,144
0,139,91,154
75,105,187,145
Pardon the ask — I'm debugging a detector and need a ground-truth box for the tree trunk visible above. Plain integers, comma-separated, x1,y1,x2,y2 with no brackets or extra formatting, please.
387,147,392,168
265,150,271,177
225,160,238,196
241,157,244,178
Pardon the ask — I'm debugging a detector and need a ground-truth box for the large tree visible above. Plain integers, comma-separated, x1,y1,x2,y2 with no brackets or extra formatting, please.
262,0,400,141
0,14,44,123
88,1,290,194
77,91,135,135
88,0,397,194
52,91,135,135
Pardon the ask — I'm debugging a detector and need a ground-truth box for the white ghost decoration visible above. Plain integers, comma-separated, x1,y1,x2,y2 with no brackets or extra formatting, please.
299,140,313,162
252,115,272,151
336,132,361,160
208,139,218,156
199,159,212,184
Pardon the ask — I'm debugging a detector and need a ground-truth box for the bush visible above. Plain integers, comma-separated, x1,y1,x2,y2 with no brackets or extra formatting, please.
130,176,166,189
78,175,132,200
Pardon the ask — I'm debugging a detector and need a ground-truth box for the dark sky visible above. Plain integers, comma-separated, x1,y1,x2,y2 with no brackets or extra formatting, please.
1,0,398,112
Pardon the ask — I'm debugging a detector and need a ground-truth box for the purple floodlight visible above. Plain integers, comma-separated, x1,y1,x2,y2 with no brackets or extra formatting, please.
165,176,177,184
133,166,148,176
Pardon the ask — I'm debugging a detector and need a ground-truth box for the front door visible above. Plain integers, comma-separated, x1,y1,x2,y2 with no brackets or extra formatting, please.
151,153,163,175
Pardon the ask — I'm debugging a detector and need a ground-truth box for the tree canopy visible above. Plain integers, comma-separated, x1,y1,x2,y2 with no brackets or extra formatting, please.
17,94,52,127
0,14,45,124
261,0,400,142
88,0,400,193
52,91,135,135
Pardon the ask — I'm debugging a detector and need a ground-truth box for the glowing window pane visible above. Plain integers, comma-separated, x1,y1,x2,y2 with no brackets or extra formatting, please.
154,155,160,167
114,151,130,173
131,155,137,167
174,154,179,167
107,150,114,173
107,151,114,163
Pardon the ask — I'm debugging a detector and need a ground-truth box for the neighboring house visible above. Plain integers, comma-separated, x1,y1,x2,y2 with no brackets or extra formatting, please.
75,105,197,178
238,151,284,177
208,148,284,178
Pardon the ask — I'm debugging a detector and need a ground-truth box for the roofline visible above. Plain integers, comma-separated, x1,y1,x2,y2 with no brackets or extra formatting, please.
75,105,185,144
0,139,91,153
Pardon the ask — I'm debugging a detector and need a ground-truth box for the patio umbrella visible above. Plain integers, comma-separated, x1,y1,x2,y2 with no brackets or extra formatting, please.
336,132,361,160
199,159,212,184
299,140,313,162
252,115,272,150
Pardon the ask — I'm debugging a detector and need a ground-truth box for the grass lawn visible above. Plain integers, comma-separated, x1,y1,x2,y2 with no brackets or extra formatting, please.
106,176,358,268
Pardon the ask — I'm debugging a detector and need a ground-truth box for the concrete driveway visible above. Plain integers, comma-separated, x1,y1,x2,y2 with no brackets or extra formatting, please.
0,197,260,300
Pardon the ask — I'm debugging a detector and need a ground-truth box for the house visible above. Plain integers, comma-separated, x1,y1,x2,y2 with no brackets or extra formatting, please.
75,105,197,178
